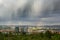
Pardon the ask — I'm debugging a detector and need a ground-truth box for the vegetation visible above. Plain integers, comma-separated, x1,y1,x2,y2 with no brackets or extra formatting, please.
0,31,60,40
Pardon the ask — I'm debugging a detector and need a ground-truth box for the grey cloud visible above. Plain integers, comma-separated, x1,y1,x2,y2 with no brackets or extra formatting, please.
0,0,60,25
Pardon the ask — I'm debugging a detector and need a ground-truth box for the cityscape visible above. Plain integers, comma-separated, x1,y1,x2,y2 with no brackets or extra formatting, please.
0,25,60,34
0,0,60,40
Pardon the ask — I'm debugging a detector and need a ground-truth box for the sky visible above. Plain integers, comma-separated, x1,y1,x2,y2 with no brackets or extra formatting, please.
0,0,60,25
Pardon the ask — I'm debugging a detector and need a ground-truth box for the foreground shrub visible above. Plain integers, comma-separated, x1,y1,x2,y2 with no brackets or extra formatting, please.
0,31,60,40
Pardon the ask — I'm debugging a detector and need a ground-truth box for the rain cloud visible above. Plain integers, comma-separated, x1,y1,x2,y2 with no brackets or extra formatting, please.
0,0,60,25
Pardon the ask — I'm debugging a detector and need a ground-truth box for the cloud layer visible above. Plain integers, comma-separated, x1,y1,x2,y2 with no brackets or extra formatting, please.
0,0,60,25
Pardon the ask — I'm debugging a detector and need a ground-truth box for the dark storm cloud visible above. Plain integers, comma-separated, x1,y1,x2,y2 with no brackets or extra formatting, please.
0,0,60,25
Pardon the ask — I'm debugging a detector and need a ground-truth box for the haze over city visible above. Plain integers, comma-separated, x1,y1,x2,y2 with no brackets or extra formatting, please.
0,0,60,25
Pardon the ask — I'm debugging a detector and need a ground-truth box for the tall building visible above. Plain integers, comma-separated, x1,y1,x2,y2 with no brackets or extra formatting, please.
20,25,28,34
15,26,19,33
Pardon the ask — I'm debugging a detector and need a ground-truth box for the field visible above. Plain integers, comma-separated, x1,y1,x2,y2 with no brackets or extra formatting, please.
0,31,60,40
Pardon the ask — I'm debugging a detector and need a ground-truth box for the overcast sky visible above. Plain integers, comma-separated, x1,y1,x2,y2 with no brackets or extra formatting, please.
0,0,60,25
